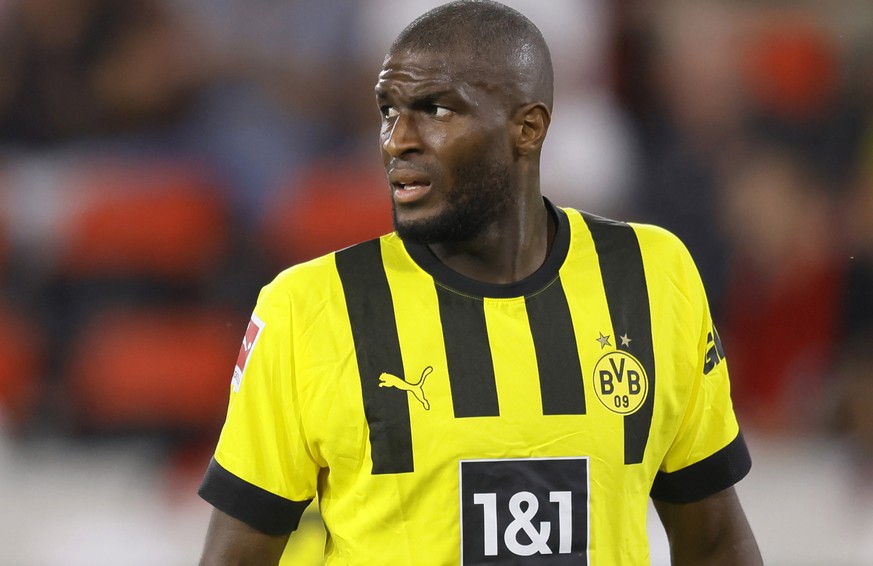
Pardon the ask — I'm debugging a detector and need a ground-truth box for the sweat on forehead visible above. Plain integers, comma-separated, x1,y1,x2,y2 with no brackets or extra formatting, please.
387,0,554,108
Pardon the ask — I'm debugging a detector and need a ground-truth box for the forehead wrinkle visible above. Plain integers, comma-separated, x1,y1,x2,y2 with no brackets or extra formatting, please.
375,75,463,103
380,54,456,83
377,48,538,117
383,52,520,96
377,60,477,101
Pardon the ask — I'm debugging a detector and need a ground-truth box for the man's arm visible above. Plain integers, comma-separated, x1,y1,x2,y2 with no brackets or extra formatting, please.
199,508,290,566
653,486,762,566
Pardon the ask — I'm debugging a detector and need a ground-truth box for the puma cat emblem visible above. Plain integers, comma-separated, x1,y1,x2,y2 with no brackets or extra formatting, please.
379,366,433,410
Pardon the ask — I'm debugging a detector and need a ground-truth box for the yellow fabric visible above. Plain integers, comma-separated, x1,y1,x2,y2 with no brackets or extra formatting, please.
212,208,741,565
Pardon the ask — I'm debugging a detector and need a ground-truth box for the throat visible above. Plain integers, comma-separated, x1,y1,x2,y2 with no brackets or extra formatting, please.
427,205,556,285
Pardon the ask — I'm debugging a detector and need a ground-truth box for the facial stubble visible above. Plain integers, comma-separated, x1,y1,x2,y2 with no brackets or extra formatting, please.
393,155,514,245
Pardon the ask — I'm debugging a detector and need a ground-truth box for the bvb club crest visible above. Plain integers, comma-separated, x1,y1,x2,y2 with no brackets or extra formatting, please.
592,350,649,415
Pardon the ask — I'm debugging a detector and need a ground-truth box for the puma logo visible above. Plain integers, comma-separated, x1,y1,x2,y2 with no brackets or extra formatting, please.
379,366,433,410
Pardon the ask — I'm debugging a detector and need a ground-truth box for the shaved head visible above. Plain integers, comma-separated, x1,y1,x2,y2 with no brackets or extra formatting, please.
388,0,554,110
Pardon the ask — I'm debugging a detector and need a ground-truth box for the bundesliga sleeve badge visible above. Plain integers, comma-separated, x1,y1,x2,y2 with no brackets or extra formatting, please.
231,313,265,393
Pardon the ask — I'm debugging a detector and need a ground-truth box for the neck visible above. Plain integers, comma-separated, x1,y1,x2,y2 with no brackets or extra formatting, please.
427,193,555,285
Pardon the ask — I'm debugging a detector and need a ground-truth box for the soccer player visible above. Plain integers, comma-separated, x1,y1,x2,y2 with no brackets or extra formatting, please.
197,1,763,564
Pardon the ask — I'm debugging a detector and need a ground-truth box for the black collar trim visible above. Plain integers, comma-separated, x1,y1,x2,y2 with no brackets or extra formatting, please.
402,198,570,299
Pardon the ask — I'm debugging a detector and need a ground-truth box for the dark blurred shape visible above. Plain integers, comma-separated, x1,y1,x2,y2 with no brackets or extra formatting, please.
625,0,746,309
0,0,205,146
739,7,866,193
168,0,370,223
830,330,873,474
0,204,6,276
842,156,873,341
66,307,240,433
827,146,873,471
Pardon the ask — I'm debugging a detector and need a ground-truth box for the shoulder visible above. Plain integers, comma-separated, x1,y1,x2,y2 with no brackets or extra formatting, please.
257,235,395,309
266,252,339,293
255,255,332,308
628,222,708,314
565,208,703,300
629,222,695,267
565,207,694,267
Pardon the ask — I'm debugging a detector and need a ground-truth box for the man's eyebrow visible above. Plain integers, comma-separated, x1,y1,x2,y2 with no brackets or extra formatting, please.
417,89,458,101
374,83,460,100
377,87,464,105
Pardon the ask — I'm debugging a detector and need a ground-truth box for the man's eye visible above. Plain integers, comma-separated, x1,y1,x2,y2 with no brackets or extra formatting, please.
433,106,452,118
381,106,399,119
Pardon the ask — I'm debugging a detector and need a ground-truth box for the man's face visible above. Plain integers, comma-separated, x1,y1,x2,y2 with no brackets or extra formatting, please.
375,49,516,244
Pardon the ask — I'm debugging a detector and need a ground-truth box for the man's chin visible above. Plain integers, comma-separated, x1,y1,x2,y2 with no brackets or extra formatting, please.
394,220,442,245
393,212,476,245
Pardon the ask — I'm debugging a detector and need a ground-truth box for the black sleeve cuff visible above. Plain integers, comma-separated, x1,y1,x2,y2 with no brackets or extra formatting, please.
650,431,752,504
198,458,313,536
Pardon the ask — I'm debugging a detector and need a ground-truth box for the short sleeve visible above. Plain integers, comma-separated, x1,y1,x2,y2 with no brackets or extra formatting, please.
198,278,318,534
650,243,751,504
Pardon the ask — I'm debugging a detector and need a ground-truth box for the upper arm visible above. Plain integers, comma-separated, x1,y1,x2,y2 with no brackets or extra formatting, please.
640,229,760,563
654,486,762,566
198,278,320,559
199,508,290,566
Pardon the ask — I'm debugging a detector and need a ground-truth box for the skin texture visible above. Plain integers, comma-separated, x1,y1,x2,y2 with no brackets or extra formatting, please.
198,7,763,565
376,48,553,284
378,50,518,245
199,509,289,566
654,487,763,565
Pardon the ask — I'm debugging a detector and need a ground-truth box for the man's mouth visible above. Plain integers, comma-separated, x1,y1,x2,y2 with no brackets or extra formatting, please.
392,182,431,204
394,181,430,190
389,170,432,204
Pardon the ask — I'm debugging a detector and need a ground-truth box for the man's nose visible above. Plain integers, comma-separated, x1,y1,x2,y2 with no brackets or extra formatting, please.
382,113,422,158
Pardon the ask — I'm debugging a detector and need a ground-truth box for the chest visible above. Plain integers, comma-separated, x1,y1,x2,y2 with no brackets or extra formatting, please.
295,283,682,478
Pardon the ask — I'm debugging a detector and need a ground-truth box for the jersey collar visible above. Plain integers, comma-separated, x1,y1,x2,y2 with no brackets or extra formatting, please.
402,198,571,299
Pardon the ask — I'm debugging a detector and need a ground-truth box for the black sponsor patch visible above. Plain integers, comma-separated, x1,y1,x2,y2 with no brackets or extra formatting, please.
460,458,588,565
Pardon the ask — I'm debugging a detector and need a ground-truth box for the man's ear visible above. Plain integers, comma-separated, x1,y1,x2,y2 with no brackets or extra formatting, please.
513,102,551,156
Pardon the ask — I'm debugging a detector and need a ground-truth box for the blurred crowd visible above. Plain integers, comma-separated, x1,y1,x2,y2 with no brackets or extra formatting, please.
0,0,872,518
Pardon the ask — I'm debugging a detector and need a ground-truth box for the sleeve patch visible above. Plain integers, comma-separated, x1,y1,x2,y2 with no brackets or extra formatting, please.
703,324,726,375
232,313,265,392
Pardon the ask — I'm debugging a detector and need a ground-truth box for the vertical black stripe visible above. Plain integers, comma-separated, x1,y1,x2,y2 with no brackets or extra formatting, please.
584,215,656,465
526,279,586,415
335,239,413,474
436,286,499,418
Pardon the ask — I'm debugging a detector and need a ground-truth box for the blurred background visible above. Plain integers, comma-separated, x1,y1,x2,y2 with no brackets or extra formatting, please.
0,0,872,564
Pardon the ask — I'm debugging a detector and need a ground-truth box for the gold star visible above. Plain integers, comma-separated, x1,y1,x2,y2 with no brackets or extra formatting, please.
597,332,611,349
620,334,632,347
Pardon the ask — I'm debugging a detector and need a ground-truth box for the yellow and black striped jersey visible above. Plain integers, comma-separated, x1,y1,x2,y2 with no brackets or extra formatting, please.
199,201,750,565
